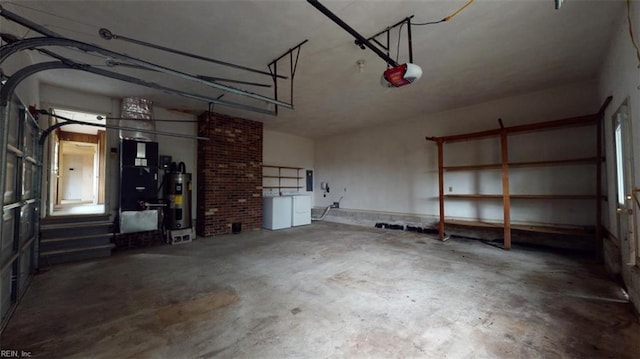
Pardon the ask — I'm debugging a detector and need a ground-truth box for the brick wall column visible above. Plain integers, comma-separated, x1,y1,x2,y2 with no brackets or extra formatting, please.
197,112,263,236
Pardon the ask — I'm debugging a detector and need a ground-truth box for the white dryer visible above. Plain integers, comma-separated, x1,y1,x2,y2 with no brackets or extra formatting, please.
291,194,311,226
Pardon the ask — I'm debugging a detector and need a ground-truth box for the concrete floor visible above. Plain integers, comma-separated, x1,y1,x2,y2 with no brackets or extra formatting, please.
2,222,639,358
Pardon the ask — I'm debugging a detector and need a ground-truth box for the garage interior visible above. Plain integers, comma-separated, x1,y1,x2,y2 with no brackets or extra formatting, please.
0,0,639,357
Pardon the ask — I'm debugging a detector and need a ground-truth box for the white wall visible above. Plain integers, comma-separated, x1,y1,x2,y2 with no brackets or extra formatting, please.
263,130,315,199
598,1,640,312
153,107,197,218
315,80,600,227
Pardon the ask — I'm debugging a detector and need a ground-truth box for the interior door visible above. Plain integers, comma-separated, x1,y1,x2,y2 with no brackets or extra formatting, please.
613,100,637,266
61,154,84,201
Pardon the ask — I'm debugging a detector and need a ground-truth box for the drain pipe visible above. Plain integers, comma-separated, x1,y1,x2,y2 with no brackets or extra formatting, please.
312,196,343,221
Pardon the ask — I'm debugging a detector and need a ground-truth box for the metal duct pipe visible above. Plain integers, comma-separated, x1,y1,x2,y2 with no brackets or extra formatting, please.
120,97,155,141
311,205,333,221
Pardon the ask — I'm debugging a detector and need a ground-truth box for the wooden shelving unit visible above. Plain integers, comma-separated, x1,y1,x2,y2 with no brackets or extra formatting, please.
262,165,304,194
426,97,612,250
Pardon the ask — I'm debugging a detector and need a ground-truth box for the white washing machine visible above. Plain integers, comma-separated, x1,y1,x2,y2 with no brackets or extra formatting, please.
291,194,311,226
263,196,292,230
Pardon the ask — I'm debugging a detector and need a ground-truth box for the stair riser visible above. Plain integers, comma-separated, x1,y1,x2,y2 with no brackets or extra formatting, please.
39,247,112,266
41,226,112,239
41,216,111,225
40,236,113,252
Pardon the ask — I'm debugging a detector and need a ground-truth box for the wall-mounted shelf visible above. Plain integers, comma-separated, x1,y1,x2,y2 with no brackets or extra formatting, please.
426,96,612,251
263,165,305,194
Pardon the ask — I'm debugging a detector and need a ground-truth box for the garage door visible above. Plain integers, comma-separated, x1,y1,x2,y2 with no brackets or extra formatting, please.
0,94,41,331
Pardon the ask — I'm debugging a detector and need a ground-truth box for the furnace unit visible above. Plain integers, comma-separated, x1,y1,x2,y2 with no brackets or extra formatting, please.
118,97,160,234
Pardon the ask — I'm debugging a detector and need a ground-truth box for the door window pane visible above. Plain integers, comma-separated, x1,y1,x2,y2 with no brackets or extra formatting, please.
614,121,625,206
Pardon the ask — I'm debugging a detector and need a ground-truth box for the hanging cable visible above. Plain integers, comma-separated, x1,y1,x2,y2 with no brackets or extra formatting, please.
396,0,474,62
412,0,474,26
412,19,445,26
626,0,640,68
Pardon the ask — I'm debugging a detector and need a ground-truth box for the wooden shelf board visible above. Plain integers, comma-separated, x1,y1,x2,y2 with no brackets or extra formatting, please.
444,219,594,237
445,194,599,200
263,186,303,189
263,165,303,170
445,194,503,199
443,157,602,172
509,157,601,168
511,194,598,199
263,176,302,179
444,164,501,171
436,114,599,144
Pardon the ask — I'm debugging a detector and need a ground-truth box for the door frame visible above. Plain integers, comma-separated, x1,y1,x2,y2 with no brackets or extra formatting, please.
46,107,108,216
612,98,638,266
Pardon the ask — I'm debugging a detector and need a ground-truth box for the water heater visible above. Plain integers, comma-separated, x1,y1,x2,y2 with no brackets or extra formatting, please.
164,171,192,230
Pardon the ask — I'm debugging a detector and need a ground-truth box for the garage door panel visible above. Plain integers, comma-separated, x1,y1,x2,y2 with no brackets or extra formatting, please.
6,102,19,148
19,204,35,246
4,153,17,204
1,209,16,265
19,245,33,295
22,118,36,158
0,266,12,323
22,162,34,200
1,93,40,331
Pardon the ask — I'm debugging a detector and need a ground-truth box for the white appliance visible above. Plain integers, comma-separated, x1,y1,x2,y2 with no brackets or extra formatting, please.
291,194,311,226
263,196,292,230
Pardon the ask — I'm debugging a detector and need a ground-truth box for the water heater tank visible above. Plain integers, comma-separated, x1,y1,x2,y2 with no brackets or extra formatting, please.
165,172,192,230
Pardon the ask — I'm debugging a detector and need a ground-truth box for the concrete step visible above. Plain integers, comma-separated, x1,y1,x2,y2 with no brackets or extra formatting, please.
40,221,113,239
39,244,115,266
40,233,113,252
41,214,111,225
39,215,115,265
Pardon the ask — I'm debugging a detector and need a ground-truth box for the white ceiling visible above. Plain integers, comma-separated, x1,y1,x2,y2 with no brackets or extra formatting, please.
53,108,105,135
0,1,624,138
